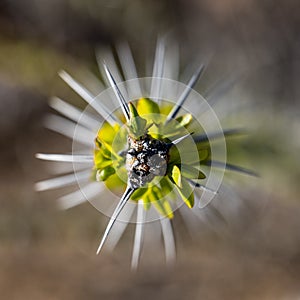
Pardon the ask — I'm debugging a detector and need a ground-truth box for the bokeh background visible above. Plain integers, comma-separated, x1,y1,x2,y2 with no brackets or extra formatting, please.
0,0,300,299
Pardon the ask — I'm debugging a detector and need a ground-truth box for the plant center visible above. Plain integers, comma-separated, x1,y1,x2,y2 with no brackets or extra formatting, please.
126,134,169,189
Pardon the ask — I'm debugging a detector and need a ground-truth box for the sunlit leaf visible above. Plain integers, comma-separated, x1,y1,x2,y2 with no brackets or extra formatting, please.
137,97,160,115
176,114,193,127
171,165,182,188
98,122,120,144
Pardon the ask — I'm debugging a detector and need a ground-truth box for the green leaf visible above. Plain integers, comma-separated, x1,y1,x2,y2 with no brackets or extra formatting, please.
137,98,160,115
96,166,116,181
168,146,181,165
111,126,128,153
95,139,112,158
198,148,211,163
181,164,206,179
143,195,151,210
104,173,126,191
98,123,120,144
171,165,182,188
131,188,148,201
149,187,172,218
129,101,140,118
160,113,193,138
176,114,193,127
93,150,112,169
128,102,147,137
162,200,174,218
175,177,194,208
160,177,174,195
159,103,173,116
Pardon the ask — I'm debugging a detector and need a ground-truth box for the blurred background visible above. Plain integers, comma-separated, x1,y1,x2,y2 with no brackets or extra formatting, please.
0,0,300,299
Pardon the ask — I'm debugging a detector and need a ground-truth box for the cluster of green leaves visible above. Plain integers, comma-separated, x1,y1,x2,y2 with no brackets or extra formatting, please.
93,98,210,218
